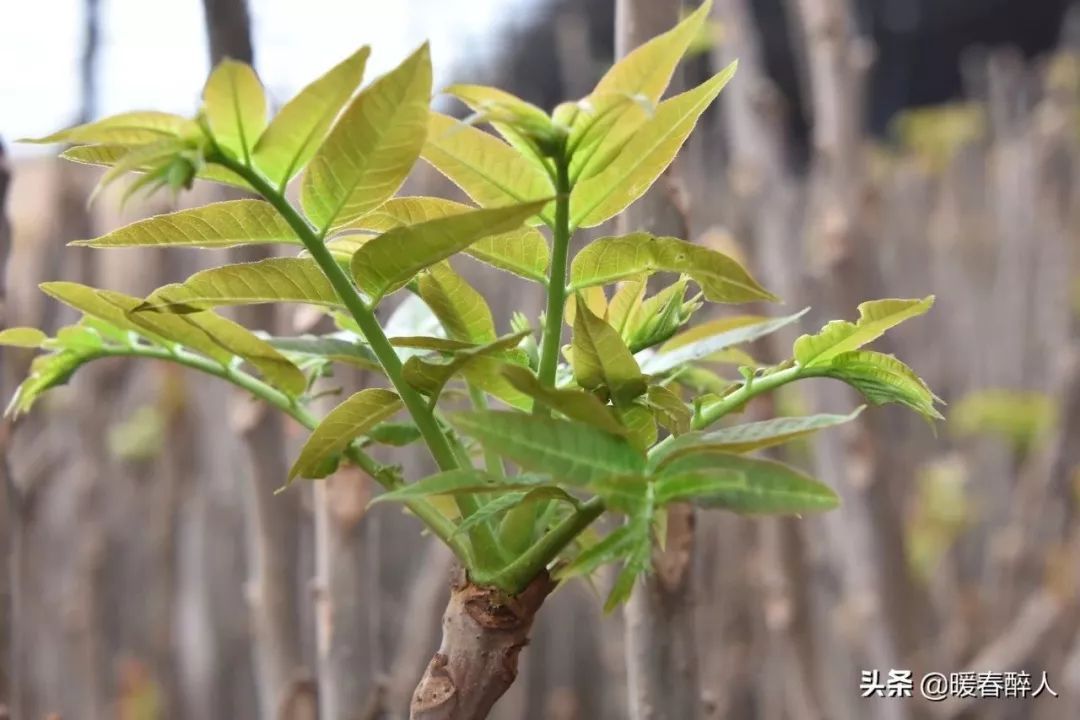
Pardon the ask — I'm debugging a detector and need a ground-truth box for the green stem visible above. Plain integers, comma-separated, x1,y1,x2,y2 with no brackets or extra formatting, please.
535,154,572,395
93,342,471,561
649,364,806,459
481,496,605,593
210,152,507,568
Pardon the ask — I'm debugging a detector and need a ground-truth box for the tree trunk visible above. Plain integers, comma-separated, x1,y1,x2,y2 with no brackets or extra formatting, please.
410,568,554,720
615,2,701,719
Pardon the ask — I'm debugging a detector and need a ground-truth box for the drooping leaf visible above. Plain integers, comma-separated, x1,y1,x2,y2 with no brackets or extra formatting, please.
421,112,555,225
571,301,647,406
60,144,251,190
501,365,627,435
202,59,268,163
570,233,775,303
140,258,341,313
343,197,550,282
656,452,840,514
253,46,370,188
416,263,496,344
444,84,559,161
452,411,646,486
651,408,865,469
0,328,48,348
794,297,935,368
301,43,432,233
6,350,88,416
642,310,808,375
570,63,736,228
289,388,402,480
402,330,529,400
41,282,306,394
22,112,199,146
371,469,544,505
812,351,943,420
646,385,691,435
350,199,548,301
70,200,298,249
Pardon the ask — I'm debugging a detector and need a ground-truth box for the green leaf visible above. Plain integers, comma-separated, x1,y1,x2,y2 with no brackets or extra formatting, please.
202,59,268,163
21,112,199,146
656,453,839,514
301,43,432,233
642,310,808,375
460,357,534,411
0,328,48,348
570,63,736,228
60,144,251,190
416,263,496,343
501,365,627,435
183,311,307,395
289,388,402,480
452,411,646,486
652,408,865,469
421,112,555,224
570,233,775,304
268,334,381,371
350,199,548,302
555,523,639,580
794,297,935,367
6,350,87,416
140,258,341,312
571,301,647,406
70,200,298,249
253,46,370,188
371,470,544,505
617,403,658,452
365,421,422,447
814,351,943,420
623,278,700,352
402,330,529,400
568,0,713,182
343,197,550,282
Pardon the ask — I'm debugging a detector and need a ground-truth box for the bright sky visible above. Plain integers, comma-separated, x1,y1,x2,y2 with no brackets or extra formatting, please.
0,0,543,156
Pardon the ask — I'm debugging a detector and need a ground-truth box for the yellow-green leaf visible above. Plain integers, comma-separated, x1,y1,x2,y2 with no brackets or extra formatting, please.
21,112,199,146
421,112,555,224
71,200,298,249
444,84,558,166
0,328,48,348
571,301,647,406
501,365,627,435
570,63,737,228
813,350,943,420
202,59,267,163
452,411,646,486
289,388,402,480
571,233,776,303
794,296,935,367
417,263,497,344
140,258,340,313
351,199,547,302
643,310,807,375
186,311,307,395
646,385,691,435
301,43,432,233
253,46,370,189
344,197,550,282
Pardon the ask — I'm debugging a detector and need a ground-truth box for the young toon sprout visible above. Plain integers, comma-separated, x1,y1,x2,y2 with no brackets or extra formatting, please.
4,2,941,717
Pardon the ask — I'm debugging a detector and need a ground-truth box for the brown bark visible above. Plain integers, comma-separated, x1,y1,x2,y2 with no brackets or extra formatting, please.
410,567,554,720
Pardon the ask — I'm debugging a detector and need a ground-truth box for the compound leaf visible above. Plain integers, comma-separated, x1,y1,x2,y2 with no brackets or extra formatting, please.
289,388,402,480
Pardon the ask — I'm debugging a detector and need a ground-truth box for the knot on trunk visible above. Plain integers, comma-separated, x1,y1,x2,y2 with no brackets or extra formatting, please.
410,569,554,720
